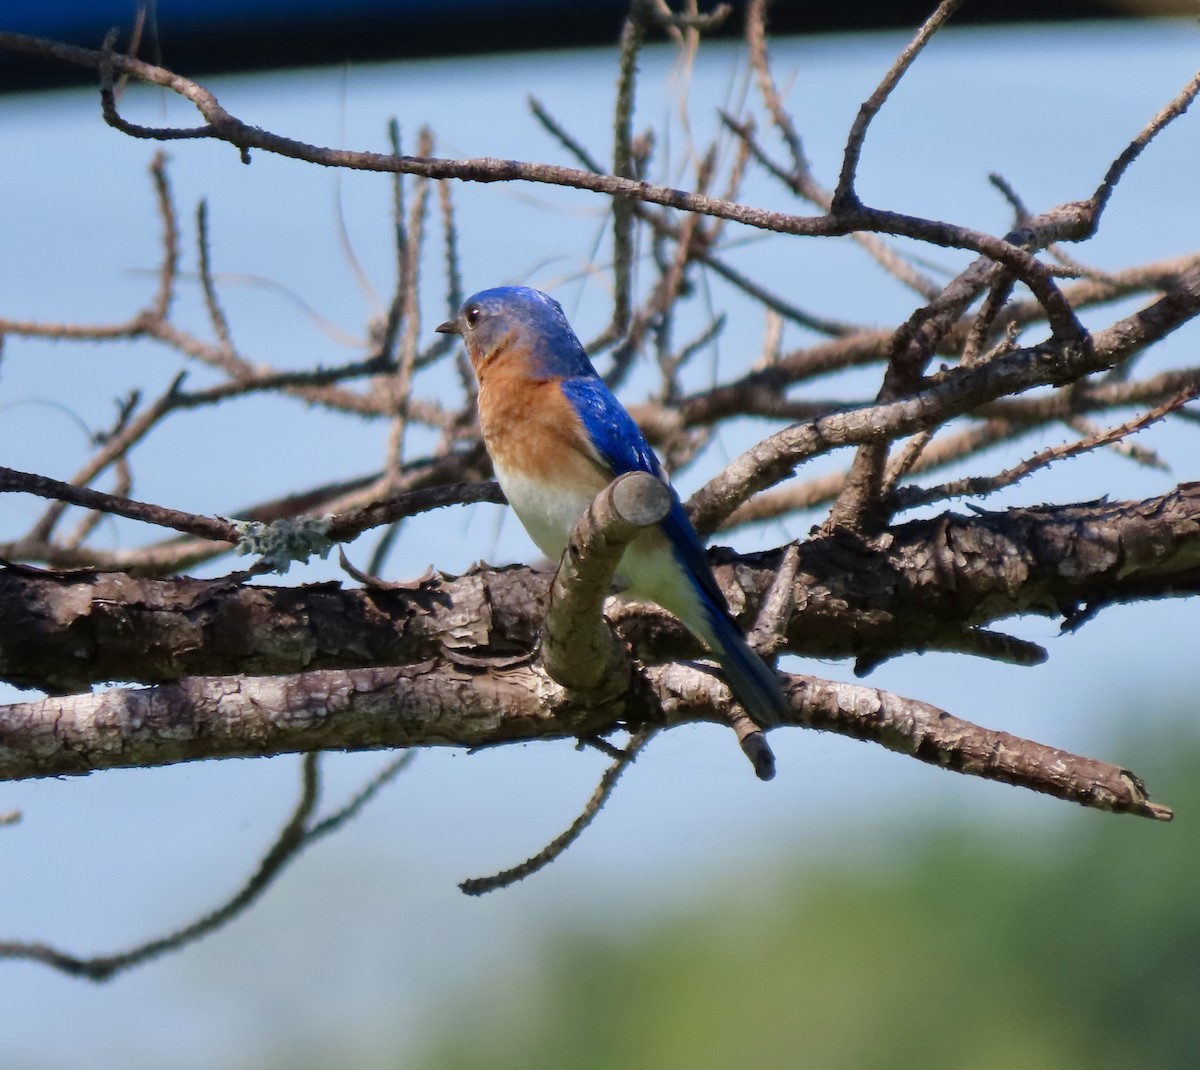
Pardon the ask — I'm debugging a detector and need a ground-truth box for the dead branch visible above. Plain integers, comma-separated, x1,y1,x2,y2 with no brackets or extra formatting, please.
4,485,1198,695
893,387,1200,510
459,725,655,896
688,268,1200,536
2,27,1183,320
541,472,672,695
0,657,1168,821
0,2,1197,966
0,750,414,980
652,664,1171,820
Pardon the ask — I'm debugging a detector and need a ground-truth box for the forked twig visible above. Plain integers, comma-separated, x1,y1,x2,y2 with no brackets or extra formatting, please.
893,385,1200,509
833,0,965,210
0,751,414,979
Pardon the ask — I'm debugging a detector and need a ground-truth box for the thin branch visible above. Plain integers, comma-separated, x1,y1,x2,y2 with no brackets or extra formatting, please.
323,480,505,542
833,0,965,210
824,255,1005,533
384,126,434,486
533,96,859,336
1,459,504,572
196,198,236,355
0,751,414,979
745,0,809,183
738,9,941,298
607,0,651,344
893,386,1199,510
0,29,1125,317
961,273,1016,366
689,268,1200,536
2,464,237,545
64,455,133,550
1087,65,1200,227
459,726,655,896
147,150,178,322
720,418,1019,528
978,365,1200,422
1064,414,1167,471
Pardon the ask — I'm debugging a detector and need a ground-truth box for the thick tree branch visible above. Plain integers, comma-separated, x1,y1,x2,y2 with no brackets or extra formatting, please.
1,0,1195,981
4,485,1198,694
654,666,1170,820
0,659,1171,822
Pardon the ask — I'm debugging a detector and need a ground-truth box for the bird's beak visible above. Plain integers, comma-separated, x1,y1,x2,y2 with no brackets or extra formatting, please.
435,319,460,335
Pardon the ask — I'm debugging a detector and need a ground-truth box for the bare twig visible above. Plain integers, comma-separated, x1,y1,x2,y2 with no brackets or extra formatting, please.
384,126,434,486
0,29,1137,314
740,4,941,298
605,0,650,346
833,0,964,210
1087,66,1200,227
0,751,414,979
689,269,1200,536
147,150,178,322
196,198,236,355
2,464,237,545
459,725,655,895
893,387,1199,510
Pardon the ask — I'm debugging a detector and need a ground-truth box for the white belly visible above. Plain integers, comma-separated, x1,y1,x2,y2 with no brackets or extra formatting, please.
493,460,600,562
496,459,712,646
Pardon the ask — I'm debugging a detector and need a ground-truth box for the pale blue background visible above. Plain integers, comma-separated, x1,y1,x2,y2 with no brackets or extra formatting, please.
0,19,1197,1068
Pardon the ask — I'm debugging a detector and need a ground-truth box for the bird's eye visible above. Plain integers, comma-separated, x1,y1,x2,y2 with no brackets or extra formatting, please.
464,305,481,329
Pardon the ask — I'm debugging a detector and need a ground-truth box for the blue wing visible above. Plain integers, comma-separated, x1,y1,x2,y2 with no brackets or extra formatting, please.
559,379,739,633
559,375,788,728
558,375,737,634
557,376,663,479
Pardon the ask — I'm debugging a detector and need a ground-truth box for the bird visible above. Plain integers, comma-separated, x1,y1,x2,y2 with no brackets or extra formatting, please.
436,285,789,728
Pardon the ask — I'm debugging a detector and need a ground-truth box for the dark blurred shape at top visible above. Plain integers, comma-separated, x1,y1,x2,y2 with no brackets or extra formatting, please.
0,0,1175,95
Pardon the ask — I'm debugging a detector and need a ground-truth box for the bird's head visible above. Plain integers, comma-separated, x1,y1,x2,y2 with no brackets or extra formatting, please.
436,286,596,381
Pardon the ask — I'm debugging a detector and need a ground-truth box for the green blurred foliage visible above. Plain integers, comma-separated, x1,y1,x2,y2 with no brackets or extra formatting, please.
411,728,1199,1070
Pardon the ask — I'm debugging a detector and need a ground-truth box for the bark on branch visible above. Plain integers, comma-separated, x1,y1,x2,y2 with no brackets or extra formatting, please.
1,1,1195,981
0,660,1171,822
541,472,672,695
4,485,1197,693
688,270,1200,535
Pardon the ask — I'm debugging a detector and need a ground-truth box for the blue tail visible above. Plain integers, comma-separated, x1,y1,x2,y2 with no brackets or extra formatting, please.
651,496,790,729
704,601,789,728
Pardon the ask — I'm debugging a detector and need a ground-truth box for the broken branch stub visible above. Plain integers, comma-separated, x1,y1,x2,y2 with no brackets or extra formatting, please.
541,472,672,696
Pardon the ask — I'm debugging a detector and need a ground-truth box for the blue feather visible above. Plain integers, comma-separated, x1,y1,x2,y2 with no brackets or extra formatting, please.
558,376,662,479
559,377,787,727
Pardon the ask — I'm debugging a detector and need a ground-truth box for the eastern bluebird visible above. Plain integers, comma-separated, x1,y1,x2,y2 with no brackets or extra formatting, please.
436,286,788,728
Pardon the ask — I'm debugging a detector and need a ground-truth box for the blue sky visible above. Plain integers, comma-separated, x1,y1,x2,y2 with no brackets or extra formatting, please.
1,18,1198,1068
